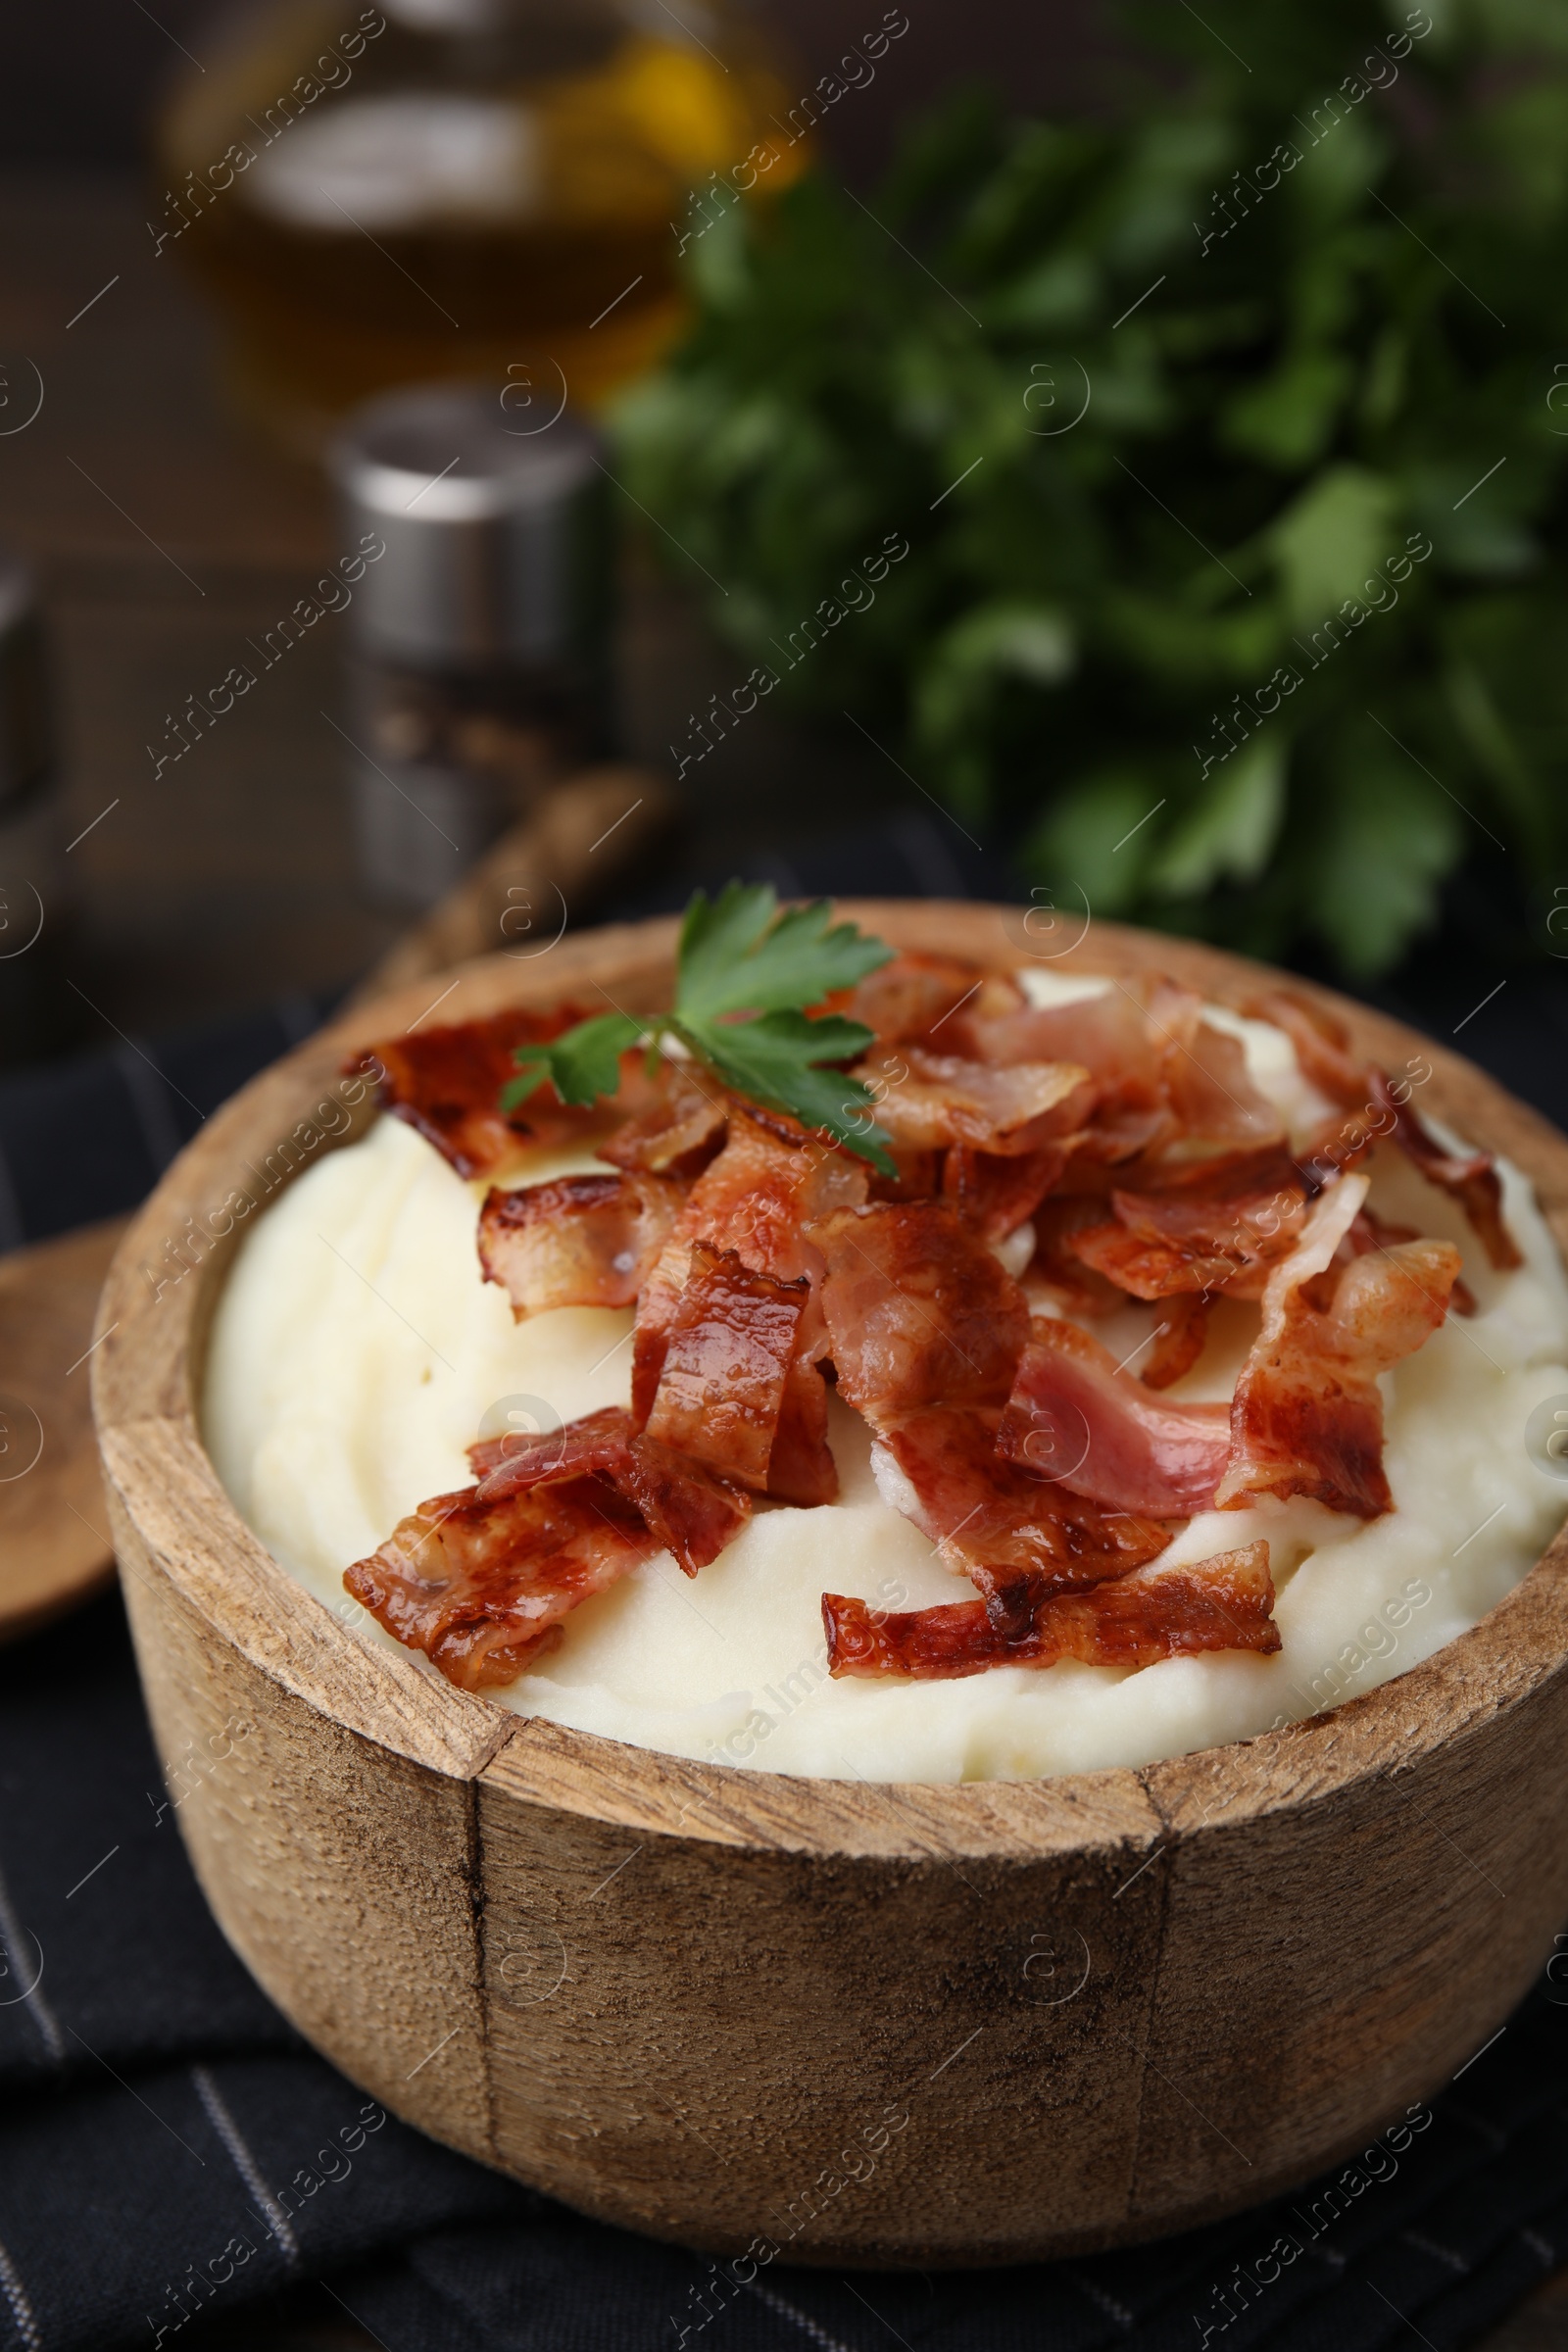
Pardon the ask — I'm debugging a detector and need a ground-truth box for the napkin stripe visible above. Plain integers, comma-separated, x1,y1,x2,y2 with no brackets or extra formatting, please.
0,2240,41,2352
743,2279,858,2352
0,1864,61,2069
190,2065,301,2268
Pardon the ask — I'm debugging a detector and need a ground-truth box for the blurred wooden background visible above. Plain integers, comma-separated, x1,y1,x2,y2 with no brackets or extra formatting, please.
0,1,1110,1044
0,177,895,1038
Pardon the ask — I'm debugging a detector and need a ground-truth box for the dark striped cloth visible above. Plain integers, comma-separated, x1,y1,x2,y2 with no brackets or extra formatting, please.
5,1586,1568,2352
1,811,1565,2352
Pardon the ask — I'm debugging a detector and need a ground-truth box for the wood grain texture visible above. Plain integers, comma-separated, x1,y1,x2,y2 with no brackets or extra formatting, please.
91,905,1568,2265
0,1214,126,1642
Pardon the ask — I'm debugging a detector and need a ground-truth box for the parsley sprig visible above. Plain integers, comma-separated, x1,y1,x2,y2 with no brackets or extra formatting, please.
499,885,898,1172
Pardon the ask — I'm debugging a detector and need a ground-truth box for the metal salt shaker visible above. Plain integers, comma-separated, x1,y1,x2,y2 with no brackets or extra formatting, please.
328,384,613,908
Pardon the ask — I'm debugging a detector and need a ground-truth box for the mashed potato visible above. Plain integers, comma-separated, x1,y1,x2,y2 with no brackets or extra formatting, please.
202,977,1568,1782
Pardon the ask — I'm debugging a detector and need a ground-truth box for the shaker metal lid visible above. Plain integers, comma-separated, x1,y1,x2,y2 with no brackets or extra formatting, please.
327,383,610,669
0,550,50,808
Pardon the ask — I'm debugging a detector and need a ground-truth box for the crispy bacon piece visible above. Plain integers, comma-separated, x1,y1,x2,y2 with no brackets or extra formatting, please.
615,1431,753,1572
812,1205,1160,1589
851,1048,1092,1156
1142,1293,1210,1388
468,1404,632,1487
644,1242,807,1492
765,1349,840,1507
631,1112,865,1505
955,979,1283,1172
1110,1144,1305,1232
997,1319,1230,1516
814,1200,1031,1415
349,1375,761,1690
832,953,1019,1048
349,1004,623,1179
597,1067,728,1180
1029,1198,1129,1316
955,984,1161,1089
1070,1150,1308,1300
1070,1221,1248,1299
1144,984,1285,1164
1348,1202,1475,1317
1216,1175,1461,1520
345,1475,658,1690
1246,990,1363,1106
469,1403,751,1575
823,1540,1279,1680
478,1171,684,1316
942,1145,1066,1241
1366,1071,1521,1272
872,1405,1170,1594
1250,992,1519,1269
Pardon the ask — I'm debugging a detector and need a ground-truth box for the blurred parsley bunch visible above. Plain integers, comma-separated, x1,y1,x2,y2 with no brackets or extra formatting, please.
612,0,1568,976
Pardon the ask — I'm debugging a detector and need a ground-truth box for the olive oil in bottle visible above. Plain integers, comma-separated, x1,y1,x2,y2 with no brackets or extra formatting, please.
151,0,808,453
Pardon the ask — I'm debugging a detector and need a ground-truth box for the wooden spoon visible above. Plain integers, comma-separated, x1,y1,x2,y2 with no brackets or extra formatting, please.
0,1214,127,1639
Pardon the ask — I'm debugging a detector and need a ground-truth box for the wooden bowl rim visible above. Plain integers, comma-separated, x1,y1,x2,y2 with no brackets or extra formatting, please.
92,903,1568,1861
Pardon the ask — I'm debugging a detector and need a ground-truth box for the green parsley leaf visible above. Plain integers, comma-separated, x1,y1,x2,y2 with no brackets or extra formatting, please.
673,1008,896,1174
500,1011,644,1111
675,882,779,1009
677,884,893,1018
612,43,1568,980
498,887,898,1166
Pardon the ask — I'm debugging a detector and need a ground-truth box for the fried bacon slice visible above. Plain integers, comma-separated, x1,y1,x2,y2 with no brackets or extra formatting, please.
1366,1070,1521,1272
851,1048,1092,1156
596,1066,727,1180
1069,1149,1308,1300
345,1474,659,1690
1143,983,1284,1164
954,978,1283,1173
831,952,1020,1049
349,1004,622,1179
812,1205,1161,1590
764,1347,841,1507
613,1431,753,1572
468,1403,632,1487
955,983,1161,1089
478,1170,684,1316
957,990,1178,1170
1141,1292,1211,1388
643,1242,808,1492
1029,1198,1130,1317
1068,1226,1238,1299
1245,991,1363,1106
823,1540,1279,1680
1215,1174,1461,1520
871,1405,1169,1595
813,1200,1031,1415
941,1145,1065,1241
630,1111,865,1505
469,1403,751,1575
1348,1201,1475,1317
997,1318,1230,1517
1250,991,1519,1270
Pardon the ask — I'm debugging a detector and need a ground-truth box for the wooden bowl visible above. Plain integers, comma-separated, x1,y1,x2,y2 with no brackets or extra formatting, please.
93,906,1568,2268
